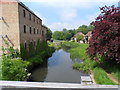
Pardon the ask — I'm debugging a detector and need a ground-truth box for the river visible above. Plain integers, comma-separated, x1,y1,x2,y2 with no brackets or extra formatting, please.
29,49,89,83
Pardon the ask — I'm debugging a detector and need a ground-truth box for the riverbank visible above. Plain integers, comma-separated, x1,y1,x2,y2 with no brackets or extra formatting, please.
61,41,119,85
0,41,55,81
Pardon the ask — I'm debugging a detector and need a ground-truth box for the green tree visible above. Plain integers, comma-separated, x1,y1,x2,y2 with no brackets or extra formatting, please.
76,34,84,42
52,31,62,40
76,25,94,34
46,28,52,40
52,29,73,40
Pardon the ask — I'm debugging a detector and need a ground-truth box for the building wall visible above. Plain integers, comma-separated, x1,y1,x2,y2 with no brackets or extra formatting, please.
41,25,47,41
18,4,43,48
0,0,20,51
0,2,3,55
0,0,47,54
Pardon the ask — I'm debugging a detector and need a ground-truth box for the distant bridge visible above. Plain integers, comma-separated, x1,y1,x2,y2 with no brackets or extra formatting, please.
0,81,119,90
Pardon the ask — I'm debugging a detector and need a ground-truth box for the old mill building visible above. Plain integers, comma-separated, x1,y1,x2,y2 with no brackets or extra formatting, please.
0,0,48,54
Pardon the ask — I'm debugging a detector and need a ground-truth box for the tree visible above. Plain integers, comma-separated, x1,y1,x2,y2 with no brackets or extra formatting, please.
68,29,75,37
76,25,94,34
52,29,73,40
46,29,52,40
87,6,120,63
76,34,84,42
52,31,61,40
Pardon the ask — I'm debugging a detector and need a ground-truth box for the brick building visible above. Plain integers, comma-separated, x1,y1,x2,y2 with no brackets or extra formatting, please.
0,0,48,54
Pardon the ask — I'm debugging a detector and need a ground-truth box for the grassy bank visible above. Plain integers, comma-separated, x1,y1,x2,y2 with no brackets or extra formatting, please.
61,41,119,85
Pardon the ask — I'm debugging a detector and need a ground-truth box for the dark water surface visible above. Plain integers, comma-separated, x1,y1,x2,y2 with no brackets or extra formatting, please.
29,49,88,83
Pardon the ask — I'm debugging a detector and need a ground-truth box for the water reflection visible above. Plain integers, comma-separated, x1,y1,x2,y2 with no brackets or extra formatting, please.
29,49,88,83
29,61,48,82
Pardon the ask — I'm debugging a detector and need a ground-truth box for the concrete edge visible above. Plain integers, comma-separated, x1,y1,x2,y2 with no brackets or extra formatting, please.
0,81,119,89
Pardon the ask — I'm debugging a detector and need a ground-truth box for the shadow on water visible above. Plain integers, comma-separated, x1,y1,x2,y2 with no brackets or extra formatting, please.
28,49,89,83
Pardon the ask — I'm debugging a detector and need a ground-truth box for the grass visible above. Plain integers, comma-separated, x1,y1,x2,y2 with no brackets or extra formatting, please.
93,67,116,85
61,41,118,85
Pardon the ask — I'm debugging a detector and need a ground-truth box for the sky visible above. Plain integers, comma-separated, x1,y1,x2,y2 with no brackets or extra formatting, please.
20,0,119,32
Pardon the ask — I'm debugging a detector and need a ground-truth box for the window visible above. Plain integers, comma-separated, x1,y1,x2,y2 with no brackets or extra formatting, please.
33,16,35,22
42,31,44,36
37,19,38,24
24,42,27,49
23,10,26,17
24,25,26,33
39,20,41,25
34,28,36,34
30,27,32,34
37,29,38,34
29,13,31,20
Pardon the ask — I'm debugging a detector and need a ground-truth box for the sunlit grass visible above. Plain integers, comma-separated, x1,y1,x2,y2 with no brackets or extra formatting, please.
93,67,117,85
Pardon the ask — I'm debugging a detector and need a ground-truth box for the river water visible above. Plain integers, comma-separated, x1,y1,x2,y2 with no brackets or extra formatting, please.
29,49,88,83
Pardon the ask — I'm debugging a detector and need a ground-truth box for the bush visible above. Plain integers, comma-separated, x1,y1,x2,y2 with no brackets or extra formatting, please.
1,40,55,81
2,58,30,81
87,6,120,63
0,58,2,80
20,44,29,60
28,41,55,65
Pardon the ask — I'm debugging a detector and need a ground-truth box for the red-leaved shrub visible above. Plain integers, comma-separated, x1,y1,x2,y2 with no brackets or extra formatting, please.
87,6,120,63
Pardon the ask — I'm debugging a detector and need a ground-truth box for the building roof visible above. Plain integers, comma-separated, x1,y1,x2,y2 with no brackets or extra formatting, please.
75,32,85,36
85,31,92,37
42,25,48,29
18,0,42,21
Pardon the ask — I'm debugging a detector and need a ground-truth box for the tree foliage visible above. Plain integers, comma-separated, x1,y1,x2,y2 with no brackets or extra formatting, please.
52,29,74,40
76,25,94,34
76,34,84,42
46,28,52,40
87,6,120,63
52,25,93,40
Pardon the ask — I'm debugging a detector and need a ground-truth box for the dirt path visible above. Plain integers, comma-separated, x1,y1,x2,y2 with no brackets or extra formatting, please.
106,72,120,84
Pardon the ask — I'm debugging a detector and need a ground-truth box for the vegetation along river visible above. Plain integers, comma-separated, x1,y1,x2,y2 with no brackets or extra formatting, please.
29,49,89,83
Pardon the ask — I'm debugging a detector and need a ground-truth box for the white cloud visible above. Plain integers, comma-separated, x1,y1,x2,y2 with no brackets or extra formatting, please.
48,21,87,32
48,22,72,32
48,11,101,32
21,0,118,8
60,8,77,21
20,0,119,32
